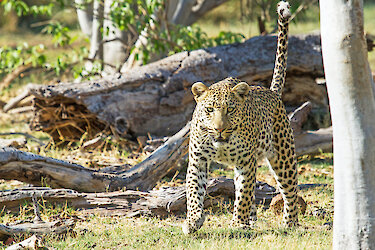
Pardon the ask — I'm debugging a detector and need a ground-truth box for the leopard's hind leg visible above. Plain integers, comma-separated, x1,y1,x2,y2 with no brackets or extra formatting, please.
267,110,299,226
231,154,258,228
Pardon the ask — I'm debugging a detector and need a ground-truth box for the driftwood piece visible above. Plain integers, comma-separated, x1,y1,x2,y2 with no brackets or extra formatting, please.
0,147,117,192
5,235,37,250
1,195,75,241
0,122,188,192
121,122,189,190
288,101,332,155
0,178,277,217
0,219,75,238
29,34,324,140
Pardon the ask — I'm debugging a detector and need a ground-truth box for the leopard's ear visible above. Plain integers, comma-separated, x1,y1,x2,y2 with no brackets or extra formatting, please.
192,82,208,101
231,82,250,100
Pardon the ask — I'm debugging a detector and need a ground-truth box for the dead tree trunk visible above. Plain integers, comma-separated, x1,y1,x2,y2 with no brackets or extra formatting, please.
0,179,277,217
28,34,325,141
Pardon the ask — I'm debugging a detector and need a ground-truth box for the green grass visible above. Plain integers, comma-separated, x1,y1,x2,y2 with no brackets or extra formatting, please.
43,216,331,249
1,193,333,249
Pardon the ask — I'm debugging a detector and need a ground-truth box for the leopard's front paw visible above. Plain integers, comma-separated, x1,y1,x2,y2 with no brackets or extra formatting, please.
182,222,196,235
182,215,206,235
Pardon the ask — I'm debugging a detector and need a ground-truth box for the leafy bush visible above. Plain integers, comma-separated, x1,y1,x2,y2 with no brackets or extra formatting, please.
0,0,245,81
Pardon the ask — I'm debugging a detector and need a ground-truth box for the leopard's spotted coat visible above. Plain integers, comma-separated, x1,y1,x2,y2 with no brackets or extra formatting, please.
183,1,298,234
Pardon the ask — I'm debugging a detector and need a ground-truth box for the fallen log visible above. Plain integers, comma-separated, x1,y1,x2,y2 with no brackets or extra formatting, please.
0,178,277,217
0,122,188,192
28,33,324,141
288,101,333,155
295,127,333,156
0,219,75,239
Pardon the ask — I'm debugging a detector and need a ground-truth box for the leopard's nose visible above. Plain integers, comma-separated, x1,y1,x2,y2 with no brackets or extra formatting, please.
215,128,225,133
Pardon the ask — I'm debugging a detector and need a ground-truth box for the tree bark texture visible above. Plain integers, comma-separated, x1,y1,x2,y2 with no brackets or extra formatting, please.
29,34,324,141
320,0,375,248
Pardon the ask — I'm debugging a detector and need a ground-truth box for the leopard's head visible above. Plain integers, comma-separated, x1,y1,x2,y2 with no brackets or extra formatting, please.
191,78,250,144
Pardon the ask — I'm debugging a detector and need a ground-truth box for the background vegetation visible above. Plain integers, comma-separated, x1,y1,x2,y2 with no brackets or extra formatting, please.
0,0,374,248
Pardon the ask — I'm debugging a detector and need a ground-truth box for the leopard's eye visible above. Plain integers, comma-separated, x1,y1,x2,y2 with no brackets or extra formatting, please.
227,107,235,113
206,107,214,112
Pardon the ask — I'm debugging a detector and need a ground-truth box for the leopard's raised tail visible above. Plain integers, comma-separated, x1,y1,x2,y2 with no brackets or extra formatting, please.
270,1,291,96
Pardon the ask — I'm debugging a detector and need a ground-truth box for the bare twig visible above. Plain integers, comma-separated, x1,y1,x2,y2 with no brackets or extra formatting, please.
7,106,34,114
290,0,319,21
3,84,36,112
0,133,45,146
90,38,131,65
0,64,33,91
83,57,117,69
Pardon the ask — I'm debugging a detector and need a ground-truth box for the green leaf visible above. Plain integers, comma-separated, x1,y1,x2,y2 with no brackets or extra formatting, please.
37,55,47,65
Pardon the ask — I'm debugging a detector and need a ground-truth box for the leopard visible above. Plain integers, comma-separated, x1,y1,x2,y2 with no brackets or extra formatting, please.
183,1,299,234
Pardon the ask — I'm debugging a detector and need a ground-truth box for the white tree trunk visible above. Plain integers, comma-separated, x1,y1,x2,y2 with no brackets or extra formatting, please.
320,0,375,248
102,0,129,72
75,0,93,37
89,0,103,61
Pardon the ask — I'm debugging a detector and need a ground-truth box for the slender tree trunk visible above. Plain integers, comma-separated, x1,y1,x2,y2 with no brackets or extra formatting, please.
102,0,130,72
320,0,375,248
75,0,93,37
89,0,103,61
